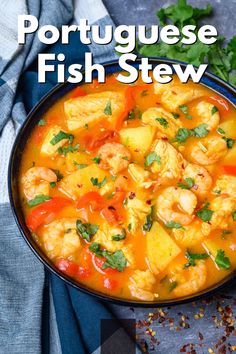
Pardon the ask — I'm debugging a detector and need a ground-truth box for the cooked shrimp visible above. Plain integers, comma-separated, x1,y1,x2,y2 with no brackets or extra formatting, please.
168,260,207,297
195,101,220,131
142,107,182,139
98,142,131,174
183,163,213,198
42,218,80,259
156,187,197,226
129,269,156,301
21,167,57,200
150,139,186,182
213,175,236,197
172,220,211,247
190,136,227,165
210,196,236,230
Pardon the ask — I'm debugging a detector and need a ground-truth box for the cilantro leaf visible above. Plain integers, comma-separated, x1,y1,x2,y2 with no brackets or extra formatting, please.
143,206,155,232
145,152,161,167
197,203,213,222
211,106,219,115
92,156,101,164
217,127,225,135
89,243,127,272
76,220,99,242
50,131,74,145
91,176,107,188
58,143,80,155
165,221,183,229
38,119,46,126
74,162,88,169
179,104,188,114
28,194,51,208
112,229,126,241
174,128,193,143
215,249,231,270
223,137,235,149
102,250,127,272
177,177,194,190
192,124,209,138
172,112,180,119
185,250,209,268
156,117,168,128
104,101,112,115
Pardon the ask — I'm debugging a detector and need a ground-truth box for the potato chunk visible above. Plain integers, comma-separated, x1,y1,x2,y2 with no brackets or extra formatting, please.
64,91,125,131
120,126,156,160
154,83,204,111
40,126,68,156
59,164,108,200
146,221,181,274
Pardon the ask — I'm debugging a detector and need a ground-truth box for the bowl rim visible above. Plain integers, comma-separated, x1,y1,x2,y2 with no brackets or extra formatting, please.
8,57,236,307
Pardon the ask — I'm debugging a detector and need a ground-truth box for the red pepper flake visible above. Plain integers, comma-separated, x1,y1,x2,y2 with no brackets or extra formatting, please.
128,192,136,200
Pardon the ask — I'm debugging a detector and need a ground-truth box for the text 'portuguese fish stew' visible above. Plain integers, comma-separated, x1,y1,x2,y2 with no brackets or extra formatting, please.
19,75,236,301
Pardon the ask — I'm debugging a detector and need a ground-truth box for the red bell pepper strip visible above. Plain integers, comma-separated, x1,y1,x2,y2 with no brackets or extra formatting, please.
70,87,87,98
56,259,91,279
221,165,236,176
26,197,72,231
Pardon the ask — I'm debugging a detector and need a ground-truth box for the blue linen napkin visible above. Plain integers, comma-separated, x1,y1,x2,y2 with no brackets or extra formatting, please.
0,1,138,353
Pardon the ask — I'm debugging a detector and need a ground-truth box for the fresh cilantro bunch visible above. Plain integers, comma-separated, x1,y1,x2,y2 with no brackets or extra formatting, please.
136,0,236,86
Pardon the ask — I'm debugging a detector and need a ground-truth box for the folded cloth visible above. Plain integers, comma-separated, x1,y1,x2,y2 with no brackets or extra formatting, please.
0,0,139,353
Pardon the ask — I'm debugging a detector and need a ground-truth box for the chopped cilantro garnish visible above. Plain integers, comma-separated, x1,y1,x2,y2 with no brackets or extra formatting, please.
50,182,57,188
197,203,213,222
104,100,112,115
179,105,188,114
165,221,183,229
177,177,194,190
184,250,209,268
112,229,126,241
38,119,46,126
169,281,178,292
192,124,209,138
174,124,209,143
92,156,101,164
28,194,51,208
232,211,236,221
74,162,88,169
171,112,180,119
128,223,132,232
52,169,64,181
143,206,155,232
89,243,127,271
91,176,107,188
76,220,99,242
215,249,231,269
217,127,226,135
145,151,161,167
223,137,235,149
50,131,74,145
58,143,80,155
211,106,219,115
127,110,135,120
156,117,169,128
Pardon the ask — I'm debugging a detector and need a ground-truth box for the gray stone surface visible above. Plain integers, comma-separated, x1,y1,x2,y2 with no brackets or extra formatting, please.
103,0,236,352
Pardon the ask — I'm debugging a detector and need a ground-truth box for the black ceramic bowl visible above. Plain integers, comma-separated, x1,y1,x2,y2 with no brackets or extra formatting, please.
8,59,236,307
